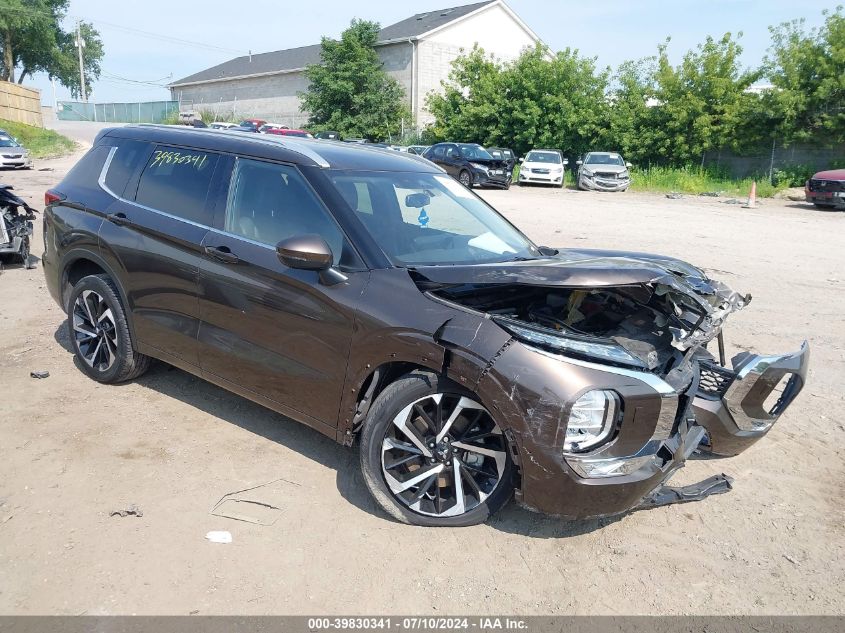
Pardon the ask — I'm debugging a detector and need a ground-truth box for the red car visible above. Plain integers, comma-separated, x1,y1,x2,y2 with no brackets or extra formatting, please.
805,168,845,209
266,128,314,139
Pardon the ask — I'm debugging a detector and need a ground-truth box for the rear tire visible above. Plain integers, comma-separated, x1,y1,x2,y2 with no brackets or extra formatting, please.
66,274,152,383
360,371,513,527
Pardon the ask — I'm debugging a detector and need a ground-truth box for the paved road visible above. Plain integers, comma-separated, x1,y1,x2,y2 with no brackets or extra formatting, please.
45,119,126,147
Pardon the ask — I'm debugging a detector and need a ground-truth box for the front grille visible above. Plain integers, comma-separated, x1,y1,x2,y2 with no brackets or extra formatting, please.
808,179,843,192
532,168,550,174
697,362,736,399
2,154,22,159
595,172,618,179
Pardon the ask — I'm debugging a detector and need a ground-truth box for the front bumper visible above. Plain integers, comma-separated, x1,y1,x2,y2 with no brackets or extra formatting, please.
805,188,845,207
475,339,808,519
693,342,810,456
579,174,629,191
0,155,32,168
472,168,510,188
519,169,564,185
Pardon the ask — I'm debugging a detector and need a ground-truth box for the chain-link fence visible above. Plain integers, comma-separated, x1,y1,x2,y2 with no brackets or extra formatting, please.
56,100,179,124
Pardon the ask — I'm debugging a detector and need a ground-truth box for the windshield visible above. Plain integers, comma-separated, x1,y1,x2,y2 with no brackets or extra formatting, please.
330,171,539,265
458,144,493,161
585,153,624,166
0,136,20,148
525,151,561,164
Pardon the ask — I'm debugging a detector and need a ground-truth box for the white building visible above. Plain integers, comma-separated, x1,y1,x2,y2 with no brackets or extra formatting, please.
168,0,541,129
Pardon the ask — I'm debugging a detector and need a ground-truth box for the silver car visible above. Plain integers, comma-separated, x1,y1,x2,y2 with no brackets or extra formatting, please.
577,152,631,191
0,132,33,169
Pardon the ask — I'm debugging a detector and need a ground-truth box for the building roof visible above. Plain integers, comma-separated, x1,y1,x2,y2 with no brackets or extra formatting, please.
170,1,497,87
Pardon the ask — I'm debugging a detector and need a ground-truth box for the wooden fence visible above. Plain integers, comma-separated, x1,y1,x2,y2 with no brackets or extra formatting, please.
0,81,43,127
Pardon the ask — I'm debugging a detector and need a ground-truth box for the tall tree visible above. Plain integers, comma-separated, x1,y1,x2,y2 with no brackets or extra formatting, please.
427,44,610,158
301,19,410,141
763,6,845,145
0,0,103,97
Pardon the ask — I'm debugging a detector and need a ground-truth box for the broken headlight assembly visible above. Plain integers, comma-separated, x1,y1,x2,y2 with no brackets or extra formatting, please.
494,317,646,368
565,389,621,452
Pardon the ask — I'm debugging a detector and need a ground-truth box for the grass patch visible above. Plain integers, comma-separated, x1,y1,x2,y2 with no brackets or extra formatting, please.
630,166,779,198
0,119,77,159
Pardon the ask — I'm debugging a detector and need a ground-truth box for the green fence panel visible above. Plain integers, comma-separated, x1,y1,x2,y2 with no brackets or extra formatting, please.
57,100,179,124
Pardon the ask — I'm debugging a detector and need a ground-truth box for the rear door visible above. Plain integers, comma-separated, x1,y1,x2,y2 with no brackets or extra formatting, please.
98,143,223,366
197,157,367,429
443,144,463,177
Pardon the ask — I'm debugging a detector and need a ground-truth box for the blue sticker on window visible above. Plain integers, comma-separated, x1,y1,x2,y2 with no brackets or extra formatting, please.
418,209,429,227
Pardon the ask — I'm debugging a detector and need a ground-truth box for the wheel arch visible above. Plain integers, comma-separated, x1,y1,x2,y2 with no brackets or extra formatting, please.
60,249,137,341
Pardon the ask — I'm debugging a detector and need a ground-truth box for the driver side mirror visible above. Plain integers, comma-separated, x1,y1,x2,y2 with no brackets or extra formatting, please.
276,234,347,285
518,157,524,163
576,160,583,166
626,162,633,168
562,159,569,166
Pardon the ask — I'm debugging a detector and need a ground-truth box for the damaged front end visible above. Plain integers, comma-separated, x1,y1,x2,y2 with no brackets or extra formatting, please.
415,248,809,518
0,184,37,268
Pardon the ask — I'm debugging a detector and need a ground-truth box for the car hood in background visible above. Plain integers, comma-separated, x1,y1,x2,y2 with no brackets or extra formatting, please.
1,148,26,156
811,169,845,180
582,164,627,174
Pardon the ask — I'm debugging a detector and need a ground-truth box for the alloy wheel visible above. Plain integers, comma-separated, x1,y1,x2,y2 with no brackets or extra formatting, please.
72,290,118,372
459,171,472,187
381,394,508,518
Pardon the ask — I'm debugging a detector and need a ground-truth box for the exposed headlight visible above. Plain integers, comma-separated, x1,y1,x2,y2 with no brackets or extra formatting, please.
618,170,629,179
580,168,593,177
469,162,487,171
494,318,646,368
567,453,660,478
552,166,563,173
565,389,620,452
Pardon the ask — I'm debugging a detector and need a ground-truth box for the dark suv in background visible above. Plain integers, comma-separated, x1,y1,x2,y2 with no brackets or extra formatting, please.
42,125,808,527
422,143,510,189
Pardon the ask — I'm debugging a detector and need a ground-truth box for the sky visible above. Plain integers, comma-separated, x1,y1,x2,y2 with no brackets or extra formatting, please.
23,0,838,105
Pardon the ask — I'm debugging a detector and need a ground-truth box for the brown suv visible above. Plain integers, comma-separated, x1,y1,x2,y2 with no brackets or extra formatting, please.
42,125,809,526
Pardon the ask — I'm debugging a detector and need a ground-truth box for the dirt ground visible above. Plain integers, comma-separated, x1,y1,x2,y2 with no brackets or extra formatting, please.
1,126,843,615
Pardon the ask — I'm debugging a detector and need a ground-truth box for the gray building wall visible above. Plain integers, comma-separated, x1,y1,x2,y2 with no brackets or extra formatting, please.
171,42,415,127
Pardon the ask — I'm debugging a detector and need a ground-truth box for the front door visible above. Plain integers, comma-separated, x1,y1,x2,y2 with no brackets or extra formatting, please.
197,157,367,429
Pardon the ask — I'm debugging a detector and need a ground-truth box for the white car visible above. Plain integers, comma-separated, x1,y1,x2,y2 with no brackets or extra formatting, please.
259,123,289,133
518,149,567,187
208,122,239,130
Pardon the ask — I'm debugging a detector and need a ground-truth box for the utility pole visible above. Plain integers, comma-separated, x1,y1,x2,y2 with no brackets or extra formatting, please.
75,21,87,103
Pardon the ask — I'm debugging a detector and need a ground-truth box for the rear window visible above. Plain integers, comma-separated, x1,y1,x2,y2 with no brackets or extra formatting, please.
104,139,150,197
134,146,219,224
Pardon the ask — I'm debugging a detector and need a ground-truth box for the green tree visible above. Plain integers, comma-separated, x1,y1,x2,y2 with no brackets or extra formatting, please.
763,6,845,145
0,0,103,97
427,44,610,158
647,34,758,164
301,19,410,141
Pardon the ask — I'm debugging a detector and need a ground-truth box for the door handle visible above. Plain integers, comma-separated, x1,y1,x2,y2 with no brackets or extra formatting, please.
204,245,240,264
107,212,131,226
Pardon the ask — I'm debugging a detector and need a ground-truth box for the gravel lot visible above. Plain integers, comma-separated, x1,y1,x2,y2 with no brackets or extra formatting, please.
1,129,843,615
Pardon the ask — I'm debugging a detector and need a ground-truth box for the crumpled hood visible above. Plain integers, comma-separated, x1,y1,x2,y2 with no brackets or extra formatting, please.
583,164,627,174
413,247,750,353
413,248,708,289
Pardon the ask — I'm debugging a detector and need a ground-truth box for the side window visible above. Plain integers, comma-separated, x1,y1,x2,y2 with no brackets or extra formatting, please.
62,145,111,189
432,145,446,160
225,158,347,266
446,145,460,159
104,139,150,197
135,146,218,224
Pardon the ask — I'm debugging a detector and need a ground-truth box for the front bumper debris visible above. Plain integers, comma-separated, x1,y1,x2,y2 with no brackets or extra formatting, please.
693,342,810,455
637,473,734,510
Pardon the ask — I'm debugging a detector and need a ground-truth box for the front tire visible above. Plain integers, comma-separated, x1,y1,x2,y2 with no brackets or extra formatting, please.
458,170,472,188
360,371,513,526
67,274,152,383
